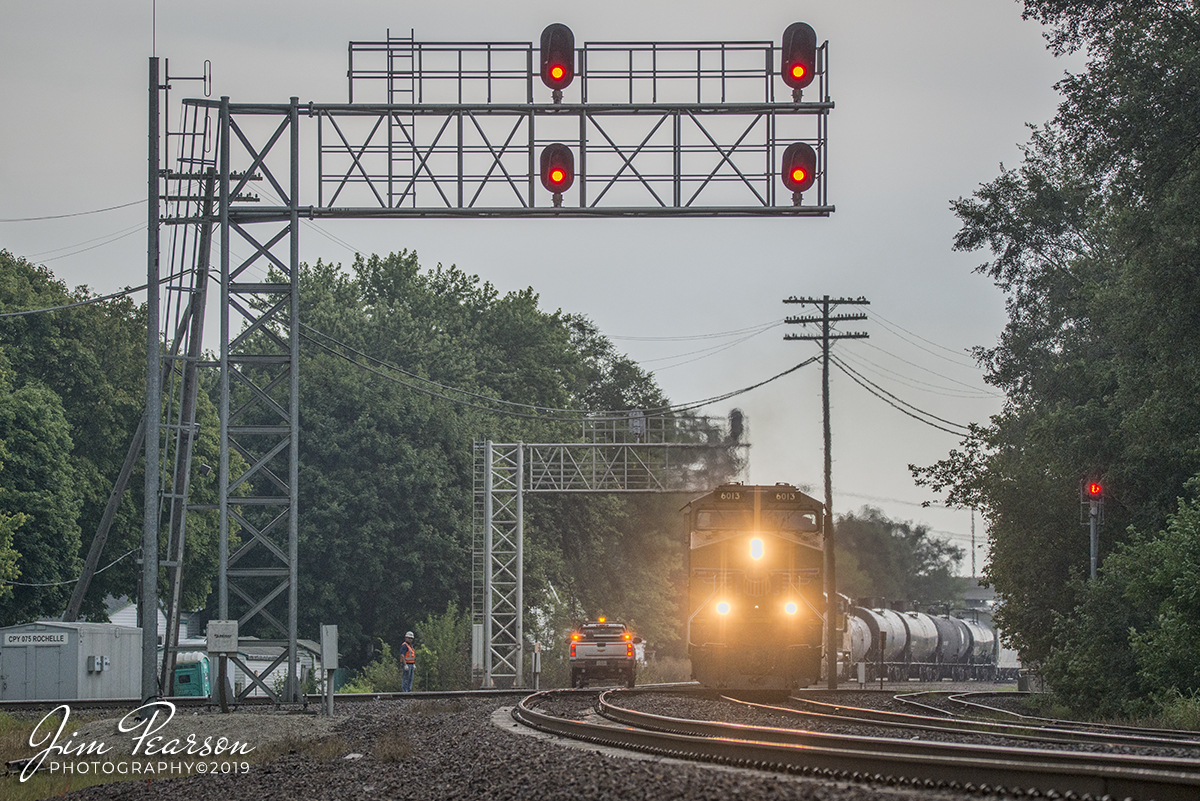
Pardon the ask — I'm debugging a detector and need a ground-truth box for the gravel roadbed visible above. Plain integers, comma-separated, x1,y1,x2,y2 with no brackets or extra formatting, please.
34,696,988,801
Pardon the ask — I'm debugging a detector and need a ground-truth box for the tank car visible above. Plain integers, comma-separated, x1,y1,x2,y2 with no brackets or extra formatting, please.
844,605,1005,682
683,483,825,691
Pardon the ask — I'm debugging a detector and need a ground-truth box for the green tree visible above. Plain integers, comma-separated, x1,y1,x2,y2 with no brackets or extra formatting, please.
914,2,1200,710
0,370,82,623
414,601,473,690
834,507,966,604
290,252,707,670
0,250,227,621
1043,479,1200,717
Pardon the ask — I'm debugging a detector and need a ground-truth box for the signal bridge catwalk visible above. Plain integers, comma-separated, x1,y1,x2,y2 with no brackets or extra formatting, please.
139,22,834,702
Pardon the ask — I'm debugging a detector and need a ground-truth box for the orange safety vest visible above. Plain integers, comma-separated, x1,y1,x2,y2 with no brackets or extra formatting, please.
400,641,416,664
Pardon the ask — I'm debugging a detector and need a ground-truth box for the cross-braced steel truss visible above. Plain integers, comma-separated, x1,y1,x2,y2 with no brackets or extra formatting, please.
472,414,744,687
144,26,831,700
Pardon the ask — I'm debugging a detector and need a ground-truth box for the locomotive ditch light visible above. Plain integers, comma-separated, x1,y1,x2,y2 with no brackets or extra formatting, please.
750,538,764,559
716,602,730,615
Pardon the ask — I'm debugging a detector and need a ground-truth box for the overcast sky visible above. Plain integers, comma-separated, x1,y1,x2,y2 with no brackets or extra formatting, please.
0,1,1084,575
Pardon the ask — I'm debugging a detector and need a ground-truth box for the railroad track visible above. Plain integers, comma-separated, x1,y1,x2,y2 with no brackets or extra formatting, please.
943,692,1200,742
512,688,1200,801
789,694,1200,750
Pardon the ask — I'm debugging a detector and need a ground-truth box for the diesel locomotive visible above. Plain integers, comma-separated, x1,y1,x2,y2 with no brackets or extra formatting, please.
684,483,826,691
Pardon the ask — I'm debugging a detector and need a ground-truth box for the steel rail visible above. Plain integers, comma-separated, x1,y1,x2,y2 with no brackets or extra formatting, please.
731,695,1200,751
948,692,1200,741
511,689,1200,801
893,689,961,717
603,692,1200,771
788,695,1200,750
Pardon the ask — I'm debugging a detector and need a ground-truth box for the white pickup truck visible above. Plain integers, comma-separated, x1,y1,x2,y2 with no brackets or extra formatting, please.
569,619,640,688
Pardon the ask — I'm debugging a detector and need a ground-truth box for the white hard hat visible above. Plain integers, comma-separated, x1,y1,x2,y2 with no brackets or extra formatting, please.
405,631,414,638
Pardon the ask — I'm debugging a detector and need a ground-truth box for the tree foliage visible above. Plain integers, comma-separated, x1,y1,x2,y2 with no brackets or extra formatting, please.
292,252,726,670
914,2,1200,712
1043,481,1200,717
0,250,226,624
834,507,966,604
0,362,80,621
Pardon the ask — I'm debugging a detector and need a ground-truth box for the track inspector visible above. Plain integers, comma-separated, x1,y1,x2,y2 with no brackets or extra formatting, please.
400,631,416,692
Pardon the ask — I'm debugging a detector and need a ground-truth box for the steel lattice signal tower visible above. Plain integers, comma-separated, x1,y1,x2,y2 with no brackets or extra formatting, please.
124,26,834,701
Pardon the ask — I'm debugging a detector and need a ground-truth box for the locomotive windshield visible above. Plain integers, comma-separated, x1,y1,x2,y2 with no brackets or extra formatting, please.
764,509,820,532
695,510,751,530
694,509,819,532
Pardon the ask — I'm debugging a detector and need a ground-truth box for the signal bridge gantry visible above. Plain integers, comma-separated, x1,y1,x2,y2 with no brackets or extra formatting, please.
126,22,834,701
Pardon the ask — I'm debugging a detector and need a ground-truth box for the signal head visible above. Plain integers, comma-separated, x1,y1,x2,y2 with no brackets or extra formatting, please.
540,143,575,194
781,142,817,193
540,23,575,91
1088,482,1103,497
781,22,817,90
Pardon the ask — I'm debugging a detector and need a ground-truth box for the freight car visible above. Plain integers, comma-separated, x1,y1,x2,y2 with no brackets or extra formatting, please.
844,605,1007,682
683,483,825,691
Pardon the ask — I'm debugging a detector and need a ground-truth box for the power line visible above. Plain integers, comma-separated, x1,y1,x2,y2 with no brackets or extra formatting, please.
838,348,999,399
612,319,783,342
646,325,780,372
862,340,998,395
2,548,138,587
0,270,189,318
871,309,981,368
0,199,145,223
34,225,146,263
831,354,970,436
302,323,818,420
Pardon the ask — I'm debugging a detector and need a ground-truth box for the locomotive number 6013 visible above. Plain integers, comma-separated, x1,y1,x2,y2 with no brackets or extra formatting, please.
683,483,825,691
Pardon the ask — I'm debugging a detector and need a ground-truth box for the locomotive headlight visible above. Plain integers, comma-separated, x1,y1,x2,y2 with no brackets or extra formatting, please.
716,602,730,615
750,538,764,560
785,602,798,615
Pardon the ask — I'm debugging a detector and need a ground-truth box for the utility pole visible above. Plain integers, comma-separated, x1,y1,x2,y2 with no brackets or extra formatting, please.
971,508,976,579
784,295,869,689
142,56,162,703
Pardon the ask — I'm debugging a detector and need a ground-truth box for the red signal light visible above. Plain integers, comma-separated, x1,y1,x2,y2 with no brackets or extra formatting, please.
781,142,817,194
781,22,817,91
540,143,575,198
540,24,575,92
1088,482,1103,496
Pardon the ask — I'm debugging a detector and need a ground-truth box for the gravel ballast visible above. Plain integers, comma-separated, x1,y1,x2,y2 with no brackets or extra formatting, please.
19,696,987,801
